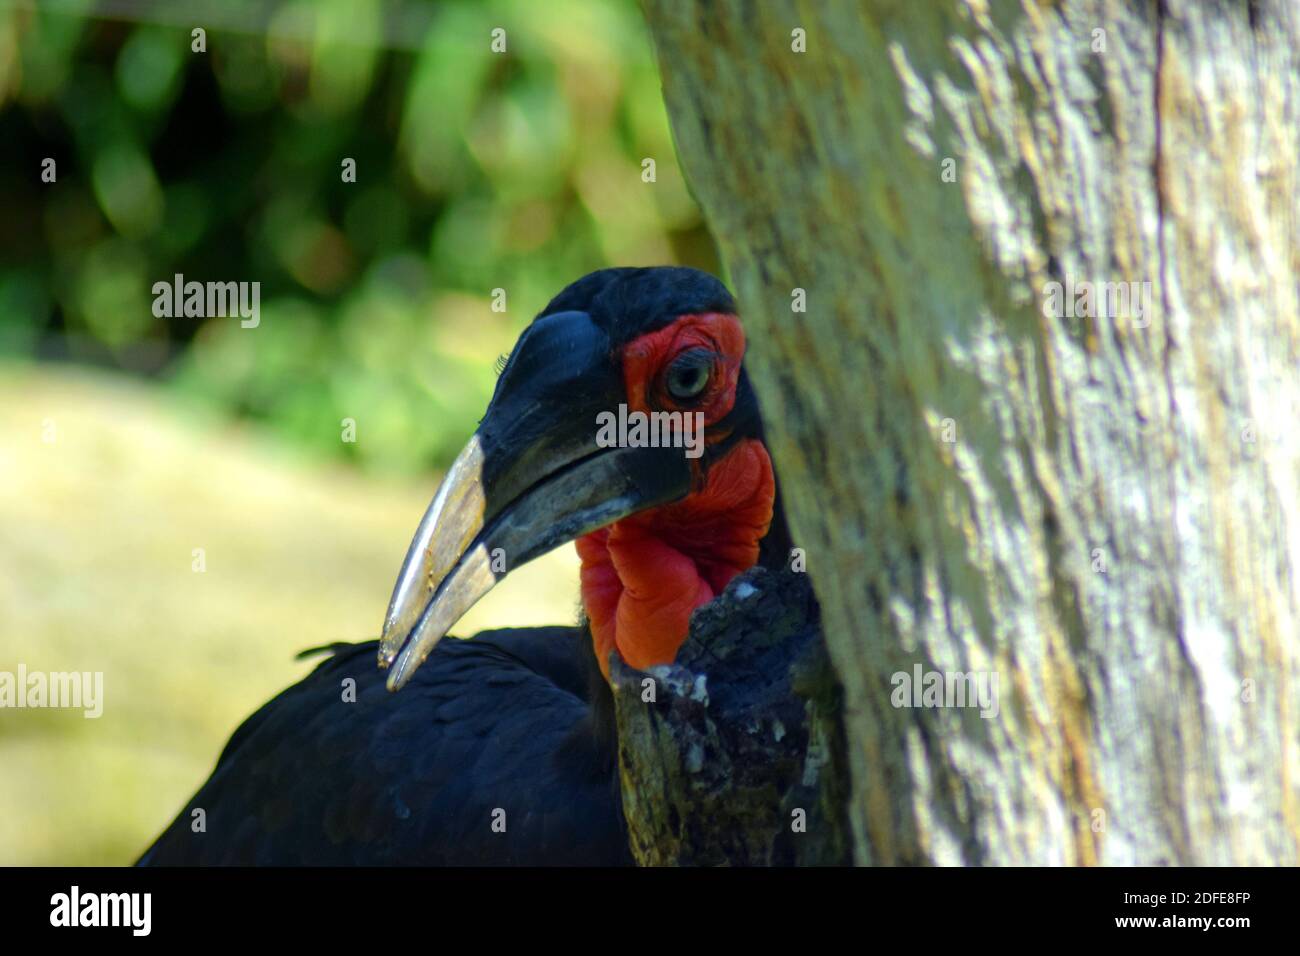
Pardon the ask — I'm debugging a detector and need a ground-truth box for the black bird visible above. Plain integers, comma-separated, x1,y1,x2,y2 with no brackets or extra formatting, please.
138,266,788,865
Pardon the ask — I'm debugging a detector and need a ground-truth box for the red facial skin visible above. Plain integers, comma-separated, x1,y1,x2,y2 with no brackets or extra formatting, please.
576,313,776,679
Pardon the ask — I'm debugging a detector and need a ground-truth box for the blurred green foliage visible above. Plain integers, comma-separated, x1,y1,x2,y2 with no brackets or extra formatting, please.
0,0,718,473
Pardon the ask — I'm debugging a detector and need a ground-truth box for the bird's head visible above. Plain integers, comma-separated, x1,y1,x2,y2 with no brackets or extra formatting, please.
379,267,778,690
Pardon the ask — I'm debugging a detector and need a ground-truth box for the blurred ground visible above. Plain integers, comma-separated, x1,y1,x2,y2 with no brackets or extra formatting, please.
0,361,581,865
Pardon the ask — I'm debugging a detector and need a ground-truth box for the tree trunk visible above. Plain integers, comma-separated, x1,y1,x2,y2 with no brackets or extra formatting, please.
641,0,1300,865
612,566,852,866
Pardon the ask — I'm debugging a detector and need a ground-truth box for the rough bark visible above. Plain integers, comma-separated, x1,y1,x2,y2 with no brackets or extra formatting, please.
641,0,1300,865
613,566,851,865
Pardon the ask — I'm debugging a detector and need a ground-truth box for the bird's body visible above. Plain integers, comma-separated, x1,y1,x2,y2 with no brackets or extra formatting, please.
139,266,797,866
139,627,631,865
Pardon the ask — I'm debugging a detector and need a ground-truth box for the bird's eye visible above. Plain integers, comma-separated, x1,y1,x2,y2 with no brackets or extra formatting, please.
665,349,713,401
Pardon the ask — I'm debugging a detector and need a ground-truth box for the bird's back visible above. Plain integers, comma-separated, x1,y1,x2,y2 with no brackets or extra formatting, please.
137,627,631,865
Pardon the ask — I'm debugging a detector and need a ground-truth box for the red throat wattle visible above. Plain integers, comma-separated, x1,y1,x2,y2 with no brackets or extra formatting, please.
576,312,775,678
577,439,774,678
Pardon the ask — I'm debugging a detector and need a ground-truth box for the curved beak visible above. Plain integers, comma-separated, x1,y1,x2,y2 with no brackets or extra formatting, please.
378,311,693,691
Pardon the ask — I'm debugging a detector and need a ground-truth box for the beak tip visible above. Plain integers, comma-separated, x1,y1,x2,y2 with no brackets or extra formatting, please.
386,656,414,693
378,626,418,687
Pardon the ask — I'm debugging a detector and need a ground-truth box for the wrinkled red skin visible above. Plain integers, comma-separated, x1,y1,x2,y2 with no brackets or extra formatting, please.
576,314,775,678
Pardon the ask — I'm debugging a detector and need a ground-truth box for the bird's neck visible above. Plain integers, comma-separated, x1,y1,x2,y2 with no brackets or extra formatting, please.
576,438,776,678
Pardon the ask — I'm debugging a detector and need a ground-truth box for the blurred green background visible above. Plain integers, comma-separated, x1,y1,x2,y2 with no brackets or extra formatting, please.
0,0,717,864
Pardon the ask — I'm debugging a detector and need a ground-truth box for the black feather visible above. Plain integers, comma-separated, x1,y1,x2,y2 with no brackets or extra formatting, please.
137,627,630,866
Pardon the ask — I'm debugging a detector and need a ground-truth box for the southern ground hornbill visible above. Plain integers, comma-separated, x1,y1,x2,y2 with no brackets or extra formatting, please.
138,266,819,866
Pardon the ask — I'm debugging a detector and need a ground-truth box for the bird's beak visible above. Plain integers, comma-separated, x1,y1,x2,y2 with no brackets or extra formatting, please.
378,310,693,691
